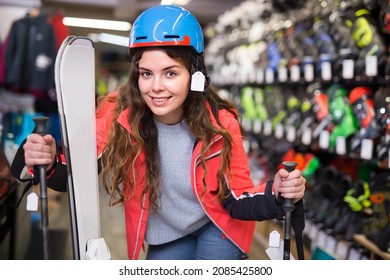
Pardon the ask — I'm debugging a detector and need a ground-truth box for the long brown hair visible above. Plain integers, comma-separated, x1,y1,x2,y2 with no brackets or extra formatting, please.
100,46,243,210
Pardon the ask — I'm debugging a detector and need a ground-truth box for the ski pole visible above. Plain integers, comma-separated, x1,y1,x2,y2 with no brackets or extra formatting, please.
33,116,50,260
281,161,298,260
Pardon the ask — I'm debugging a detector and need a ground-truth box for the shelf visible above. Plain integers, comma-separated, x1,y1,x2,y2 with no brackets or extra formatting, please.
353,234,390,260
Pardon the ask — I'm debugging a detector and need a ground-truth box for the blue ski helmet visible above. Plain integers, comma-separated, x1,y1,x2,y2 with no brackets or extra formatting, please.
129,5,204,55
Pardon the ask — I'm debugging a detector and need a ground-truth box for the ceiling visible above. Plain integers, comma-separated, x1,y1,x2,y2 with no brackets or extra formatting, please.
39,0,246,54
42,0,245,30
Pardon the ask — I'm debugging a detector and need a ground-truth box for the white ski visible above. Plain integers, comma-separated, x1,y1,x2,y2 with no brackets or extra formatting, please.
54,36,110,260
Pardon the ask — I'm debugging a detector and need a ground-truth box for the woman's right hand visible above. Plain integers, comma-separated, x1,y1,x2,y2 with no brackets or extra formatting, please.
23,133,57,170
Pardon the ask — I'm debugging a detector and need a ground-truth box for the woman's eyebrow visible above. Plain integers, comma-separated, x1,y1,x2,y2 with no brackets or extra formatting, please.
138,65,182,71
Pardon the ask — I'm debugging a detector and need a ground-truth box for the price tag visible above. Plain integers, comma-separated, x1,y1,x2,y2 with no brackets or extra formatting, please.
302,128,312,145
253,119,262,134
268,230,280,247
304,63,314,82
360,138,373,160
319,130,329,150
335,241,348,259
278,66,288,82
286,126,296,142
263,120,272,136
274,123,284,139
265,68,274,84
290,65,300,82
365,56,377,77
191,71,205,92
321,61,332,81
336,136,346,155
36,54,52,70
342,59,354,79
27,192,39,211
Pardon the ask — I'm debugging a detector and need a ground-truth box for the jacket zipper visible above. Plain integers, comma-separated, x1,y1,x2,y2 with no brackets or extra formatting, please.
132,193,147,259
192,136,245,253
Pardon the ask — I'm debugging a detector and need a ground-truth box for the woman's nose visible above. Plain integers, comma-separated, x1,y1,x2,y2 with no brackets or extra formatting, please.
152,77,165,92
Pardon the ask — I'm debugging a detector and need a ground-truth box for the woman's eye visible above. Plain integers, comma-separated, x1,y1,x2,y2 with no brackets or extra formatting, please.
140,71,151,78
167,71,176,77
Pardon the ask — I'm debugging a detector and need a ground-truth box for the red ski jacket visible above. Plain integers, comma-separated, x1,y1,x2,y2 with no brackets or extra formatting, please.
95,93,280,259
11,92,281,260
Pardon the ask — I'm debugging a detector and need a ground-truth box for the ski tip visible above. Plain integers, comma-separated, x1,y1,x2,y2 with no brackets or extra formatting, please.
68,36,94,49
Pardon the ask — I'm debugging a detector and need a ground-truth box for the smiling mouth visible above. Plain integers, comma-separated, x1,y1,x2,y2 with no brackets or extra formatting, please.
151,96,171,102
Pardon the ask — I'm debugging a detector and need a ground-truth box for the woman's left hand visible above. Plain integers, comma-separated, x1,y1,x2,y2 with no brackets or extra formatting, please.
272,168,306,203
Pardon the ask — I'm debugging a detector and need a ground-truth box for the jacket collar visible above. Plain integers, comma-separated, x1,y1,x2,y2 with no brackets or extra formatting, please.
117,108,132,133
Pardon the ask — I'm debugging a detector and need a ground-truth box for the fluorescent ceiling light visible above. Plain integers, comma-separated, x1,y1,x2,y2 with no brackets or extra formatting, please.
161,0,192,5
63,17,131,31
89,33,129,47
0,0,41,7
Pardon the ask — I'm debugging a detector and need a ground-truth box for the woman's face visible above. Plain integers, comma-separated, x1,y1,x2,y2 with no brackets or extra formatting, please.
138,49,191,125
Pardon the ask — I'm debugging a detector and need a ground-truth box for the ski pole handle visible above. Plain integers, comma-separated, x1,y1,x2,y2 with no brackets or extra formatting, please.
281,161,297,260
34,116,50,139
33,116,50,260
282,161,297,212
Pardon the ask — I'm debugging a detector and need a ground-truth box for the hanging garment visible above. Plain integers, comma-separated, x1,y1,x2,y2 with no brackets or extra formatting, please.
0,36,6,85
47,10,70,50
4,12,56,93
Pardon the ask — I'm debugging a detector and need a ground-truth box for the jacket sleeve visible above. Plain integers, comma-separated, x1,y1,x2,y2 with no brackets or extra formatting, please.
10,94,116,193
10,138,68,192
223,179,305,228
218,112,282,221
222,180,281,221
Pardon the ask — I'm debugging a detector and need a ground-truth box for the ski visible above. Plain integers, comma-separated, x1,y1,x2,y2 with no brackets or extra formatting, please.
54,36,109,260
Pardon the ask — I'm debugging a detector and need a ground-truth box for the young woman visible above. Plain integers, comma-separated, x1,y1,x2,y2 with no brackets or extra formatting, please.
12,5,306,260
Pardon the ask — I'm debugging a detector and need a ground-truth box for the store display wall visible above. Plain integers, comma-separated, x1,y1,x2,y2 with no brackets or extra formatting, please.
1,0,390,260
204,0,390,259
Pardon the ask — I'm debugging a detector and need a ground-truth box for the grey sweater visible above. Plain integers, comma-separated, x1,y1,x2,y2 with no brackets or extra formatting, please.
145,120,209,245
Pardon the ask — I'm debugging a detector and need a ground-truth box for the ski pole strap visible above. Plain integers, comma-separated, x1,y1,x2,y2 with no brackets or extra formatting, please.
16,181,33,208
16,156,58,208
277,196,305,260
291,199,305,260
